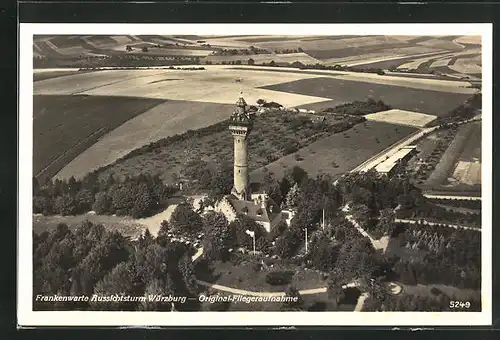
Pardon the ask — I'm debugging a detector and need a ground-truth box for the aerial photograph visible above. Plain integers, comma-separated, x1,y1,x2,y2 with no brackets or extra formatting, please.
31,34,482,313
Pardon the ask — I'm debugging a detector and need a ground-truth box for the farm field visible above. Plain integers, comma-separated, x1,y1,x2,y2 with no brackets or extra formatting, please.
232,66,476,94
425,122,481,192
33,70,92,82
263,76,473,115
94,110,363,184
449,57,482,75
55,100,235,180
34,67,332,107
33,95,167,181
251,120,418,183
449,122,481,187
205,52,320,64
364,109,437,127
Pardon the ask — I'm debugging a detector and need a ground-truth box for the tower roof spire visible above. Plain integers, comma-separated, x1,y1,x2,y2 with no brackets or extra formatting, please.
236,91,247,107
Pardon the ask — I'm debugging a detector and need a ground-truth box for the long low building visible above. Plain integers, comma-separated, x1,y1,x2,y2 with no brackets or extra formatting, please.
375,145,417,175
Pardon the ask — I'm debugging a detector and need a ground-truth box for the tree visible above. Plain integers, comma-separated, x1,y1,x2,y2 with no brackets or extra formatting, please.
202,212,232,261
92,192,112,214
282,183,301,209
179,253,198,295
130,183,154,218
54,194,77,216
308,233,338,272
139,277,176,311
274,227,302,258
327,268,345,308
75,189,94,213
33,196,53,215
350,204,371,227
210,164,233,199
376,208,396,237
142,46,148,52
67,176,81,196
290,166,308,186
126,45,132,51
90,261,140,311
256,99,267,106
281,285,303,310
269,220,288,240
248,58,255,65
170,204,203,235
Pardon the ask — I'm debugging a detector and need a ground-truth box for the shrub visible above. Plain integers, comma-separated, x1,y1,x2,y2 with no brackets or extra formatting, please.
265,270,294,286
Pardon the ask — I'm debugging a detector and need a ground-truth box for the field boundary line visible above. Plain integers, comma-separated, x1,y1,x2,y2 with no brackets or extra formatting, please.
35,127,107,179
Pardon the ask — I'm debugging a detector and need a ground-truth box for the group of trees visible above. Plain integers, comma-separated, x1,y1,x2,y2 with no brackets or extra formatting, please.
393,223,481,289
211,46,270,56
33,173,176,218
241,60,386,75
34,221,199,311
273,47,304,54
397,201,481,227
322,98,392,116
430,93,482,126
428,198,481,210
363,288,481,312
34,54,203,69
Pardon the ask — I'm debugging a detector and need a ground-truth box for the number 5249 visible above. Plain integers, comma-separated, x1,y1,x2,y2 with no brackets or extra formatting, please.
449,301,471,308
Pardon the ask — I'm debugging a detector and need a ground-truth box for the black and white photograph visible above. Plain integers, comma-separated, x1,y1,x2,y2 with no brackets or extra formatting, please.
18,23,492,326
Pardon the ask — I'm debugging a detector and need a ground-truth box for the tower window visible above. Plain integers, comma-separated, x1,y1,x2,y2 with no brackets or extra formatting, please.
238,170,241,173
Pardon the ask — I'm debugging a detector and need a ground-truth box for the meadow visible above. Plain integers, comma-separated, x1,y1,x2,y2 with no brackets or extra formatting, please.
251,120,417,183
33,95,166,181
263,76,473,116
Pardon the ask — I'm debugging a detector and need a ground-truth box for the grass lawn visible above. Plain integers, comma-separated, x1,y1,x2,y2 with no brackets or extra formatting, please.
198,256,355,311
262,77,472,116
401,283,480,302
251,120,417,183
33,95,166,181
33,213,146,238
97,110,362,184
210,259,327,293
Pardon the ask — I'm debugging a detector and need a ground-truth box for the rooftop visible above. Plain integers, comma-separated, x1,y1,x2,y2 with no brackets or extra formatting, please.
375,147,416,173
226,195,280,223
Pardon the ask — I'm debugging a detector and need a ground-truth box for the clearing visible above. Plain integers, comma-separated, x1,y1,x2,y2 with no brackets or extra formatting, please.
251,120,417,182
94,110,364,184
364,109,437,127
